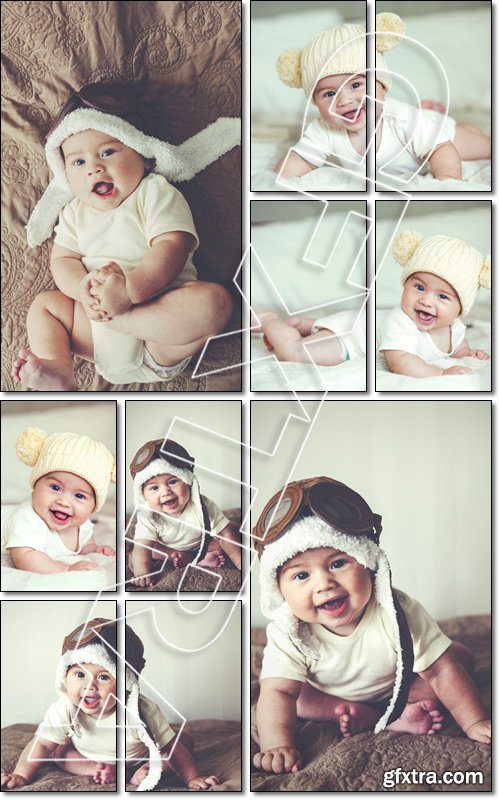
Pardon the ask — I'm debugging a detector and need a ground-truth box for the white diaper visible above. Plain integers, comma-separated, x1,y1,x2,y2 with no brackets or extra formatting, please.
312,309,366,360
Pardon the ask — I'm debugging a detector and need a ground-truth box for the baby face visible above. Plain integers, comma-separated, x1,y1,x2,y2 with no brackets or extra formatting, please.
142,473,191,517
401,271,461,332
61,129,149,211
32,471,95,531
314,74,366,132
278,546,373,636
66,663,116,718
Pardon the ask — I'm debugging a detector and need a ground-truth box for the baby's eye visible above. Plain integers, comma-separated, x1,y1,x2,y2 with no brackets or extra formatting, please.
74,493,86,501
438,293,449,301
74,670,86,679
147,484,159,492
415,283,425,291
72,158,85,167
101,148,115,157
330,559,348,570
50,484,61,492
293,571,309,581
98,674,111,682
352,81,363,89
323,90,336,98
168,479,179,486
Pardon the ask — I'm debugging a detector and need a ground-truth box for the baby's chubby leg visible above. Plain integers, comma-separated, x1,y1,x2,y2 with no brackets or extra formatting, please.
105,281,233,367
13,291,94,391
260,314,345,365
52,741,115,784
296,682,381,738
453,124,491,161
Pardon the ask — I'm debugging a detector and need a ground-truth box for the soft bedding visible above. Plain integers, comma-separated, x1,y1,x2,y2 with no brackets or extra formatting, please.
251,615,491,792
1,0,241,392
1,720,241,792
1,510,116,591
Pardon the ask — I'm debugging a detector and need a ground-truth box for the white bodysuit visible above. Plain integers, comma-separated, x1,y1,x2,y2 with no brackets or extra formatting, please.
311,309,366,360
134,496,229,552
37,696,116,764
377,307,466,361
54,173,199,384
291,118,366,175
1,500,94,559
377,97,456,178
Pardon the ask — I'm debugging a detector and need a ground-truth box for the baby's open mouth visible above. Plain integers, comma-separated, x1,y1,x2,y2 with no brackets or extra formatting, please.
342,107,363,122
51,510,71,522
416,310,435,324
317,596,348,612
92,181,115,196
82,696,100,709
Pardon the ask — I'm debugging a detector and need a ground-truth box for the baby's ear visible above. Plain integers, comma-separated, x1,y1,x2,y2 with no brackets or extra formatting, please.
144,158,156,174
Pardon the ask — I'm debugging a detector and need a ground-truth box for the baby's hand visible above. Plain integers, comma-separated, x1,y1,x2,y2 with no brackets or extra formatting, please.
253,747,302,774
90,267,132,318
443,365,471,375
187,774,220,790
469,349,490,361
130,573,155,588
466,719,491,744
95,545,116,557
0,772,30,789
68,560,99,571
79,273,109,321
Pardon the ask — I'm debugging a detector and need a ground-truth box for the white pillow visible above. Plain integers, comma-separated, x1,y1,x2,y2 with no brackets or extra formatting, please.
384,9,491,113
375,206,491,313
251,8,343,124
251,210,366,315
1,404,116,513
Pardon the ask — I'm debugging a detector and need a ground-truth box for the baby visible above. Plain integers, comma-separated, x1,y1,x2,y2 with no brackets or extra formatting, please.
1,618,117,789
375,13,491,181
125,623,219,790
14,83,236,390
377,231,491,377
274,23,367,179
1,428,115,573
253,309,366,365
252,477,491,775
129,438,242,588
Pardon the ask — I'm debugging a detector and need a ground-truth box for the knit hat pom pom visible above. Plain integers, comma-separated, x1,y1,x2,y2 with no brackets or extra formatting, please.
479,255,491,289
16,427,47,466
110,455,116,484
376,12,406,53
392,230,422,266
276,48,303,88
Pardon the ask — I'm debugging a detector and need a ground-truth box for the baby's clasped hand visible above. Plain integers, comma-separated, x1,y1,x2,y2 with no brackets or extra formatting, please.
253,747,302,774
90,262,132,319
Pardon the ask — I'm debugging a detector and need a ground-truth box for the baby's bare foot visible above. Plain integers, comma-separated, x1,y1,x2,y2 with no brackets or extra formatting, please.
198,549,226,568
171,550,192,569
94,763,116,785
334,702,382,738
421,99,446,114
386,700,444,735
13,348,75,391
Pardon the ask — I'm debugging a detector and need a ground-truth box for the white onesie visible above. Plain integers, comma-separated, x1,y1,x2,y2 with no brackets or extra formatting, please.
377,97,456,178
37,695,116,764
311,309,366,360
291,118,366,175
377,307,466,361
54,173,199,385
134,495,229,551
1,500,94,559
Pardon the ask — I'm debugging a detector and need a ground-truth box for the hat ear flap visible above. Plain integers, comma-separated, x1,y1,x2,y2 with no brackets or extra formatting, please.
276,48,303,88
376,12,406,53
479,255,491,289
16,427,47,466
392,230,422,266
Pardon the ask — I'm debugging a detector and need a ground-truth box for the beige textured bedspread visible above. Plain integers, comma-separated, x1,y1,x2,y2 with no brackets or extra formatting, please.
1,720,241,792
1,1,241,391
251,616,491,792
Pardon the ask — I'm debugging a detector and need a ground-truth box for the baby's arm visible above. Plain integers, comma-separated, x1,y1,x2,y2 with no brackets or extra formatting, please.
452,338,490,361
50,243,107,321
419,649,491,743
216,523,242,570
10,546,98,573
382,349,470,377
125,231,196,305
254,677,303,774
130,539,155,587
275,151,316,178
1,735,59,788
165,742,219,790
428,141,462,181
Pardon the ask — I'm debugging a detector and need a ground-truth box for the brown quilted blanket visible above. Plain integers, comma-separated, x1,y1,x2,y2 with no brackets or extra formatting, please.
1,720,241,792
1,1,241,391
125,508,242,592
251,616,491,792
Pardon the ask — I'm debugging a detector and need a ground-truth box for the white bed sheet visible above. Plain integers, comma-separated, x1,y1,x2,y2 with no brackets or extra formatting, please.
376,315,491,392
251,334,366,392
1,509,117,591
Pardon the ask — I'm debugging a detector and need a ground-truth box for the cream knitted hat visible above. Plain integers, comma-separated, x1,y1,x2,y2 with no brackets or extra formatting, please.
16,427,116,512
393,231,491,317
25,106,240,248
276,23,366,99
376,13,406,91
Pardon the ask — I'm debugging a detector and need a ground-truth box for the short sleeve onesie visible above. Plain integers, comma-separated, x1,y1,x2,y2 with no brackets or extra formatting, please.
292,118,366,175
377,307,466,360
2,500,94,558
37,696,116,763
134,495,229,551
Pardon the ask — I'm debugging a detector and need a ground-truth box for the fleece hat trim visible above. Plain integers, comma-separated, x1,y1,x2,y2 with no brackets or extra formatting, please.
55,643,116,696
259,515,407,732
25,107,241,247
16,427,115,513
126,666,163,792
